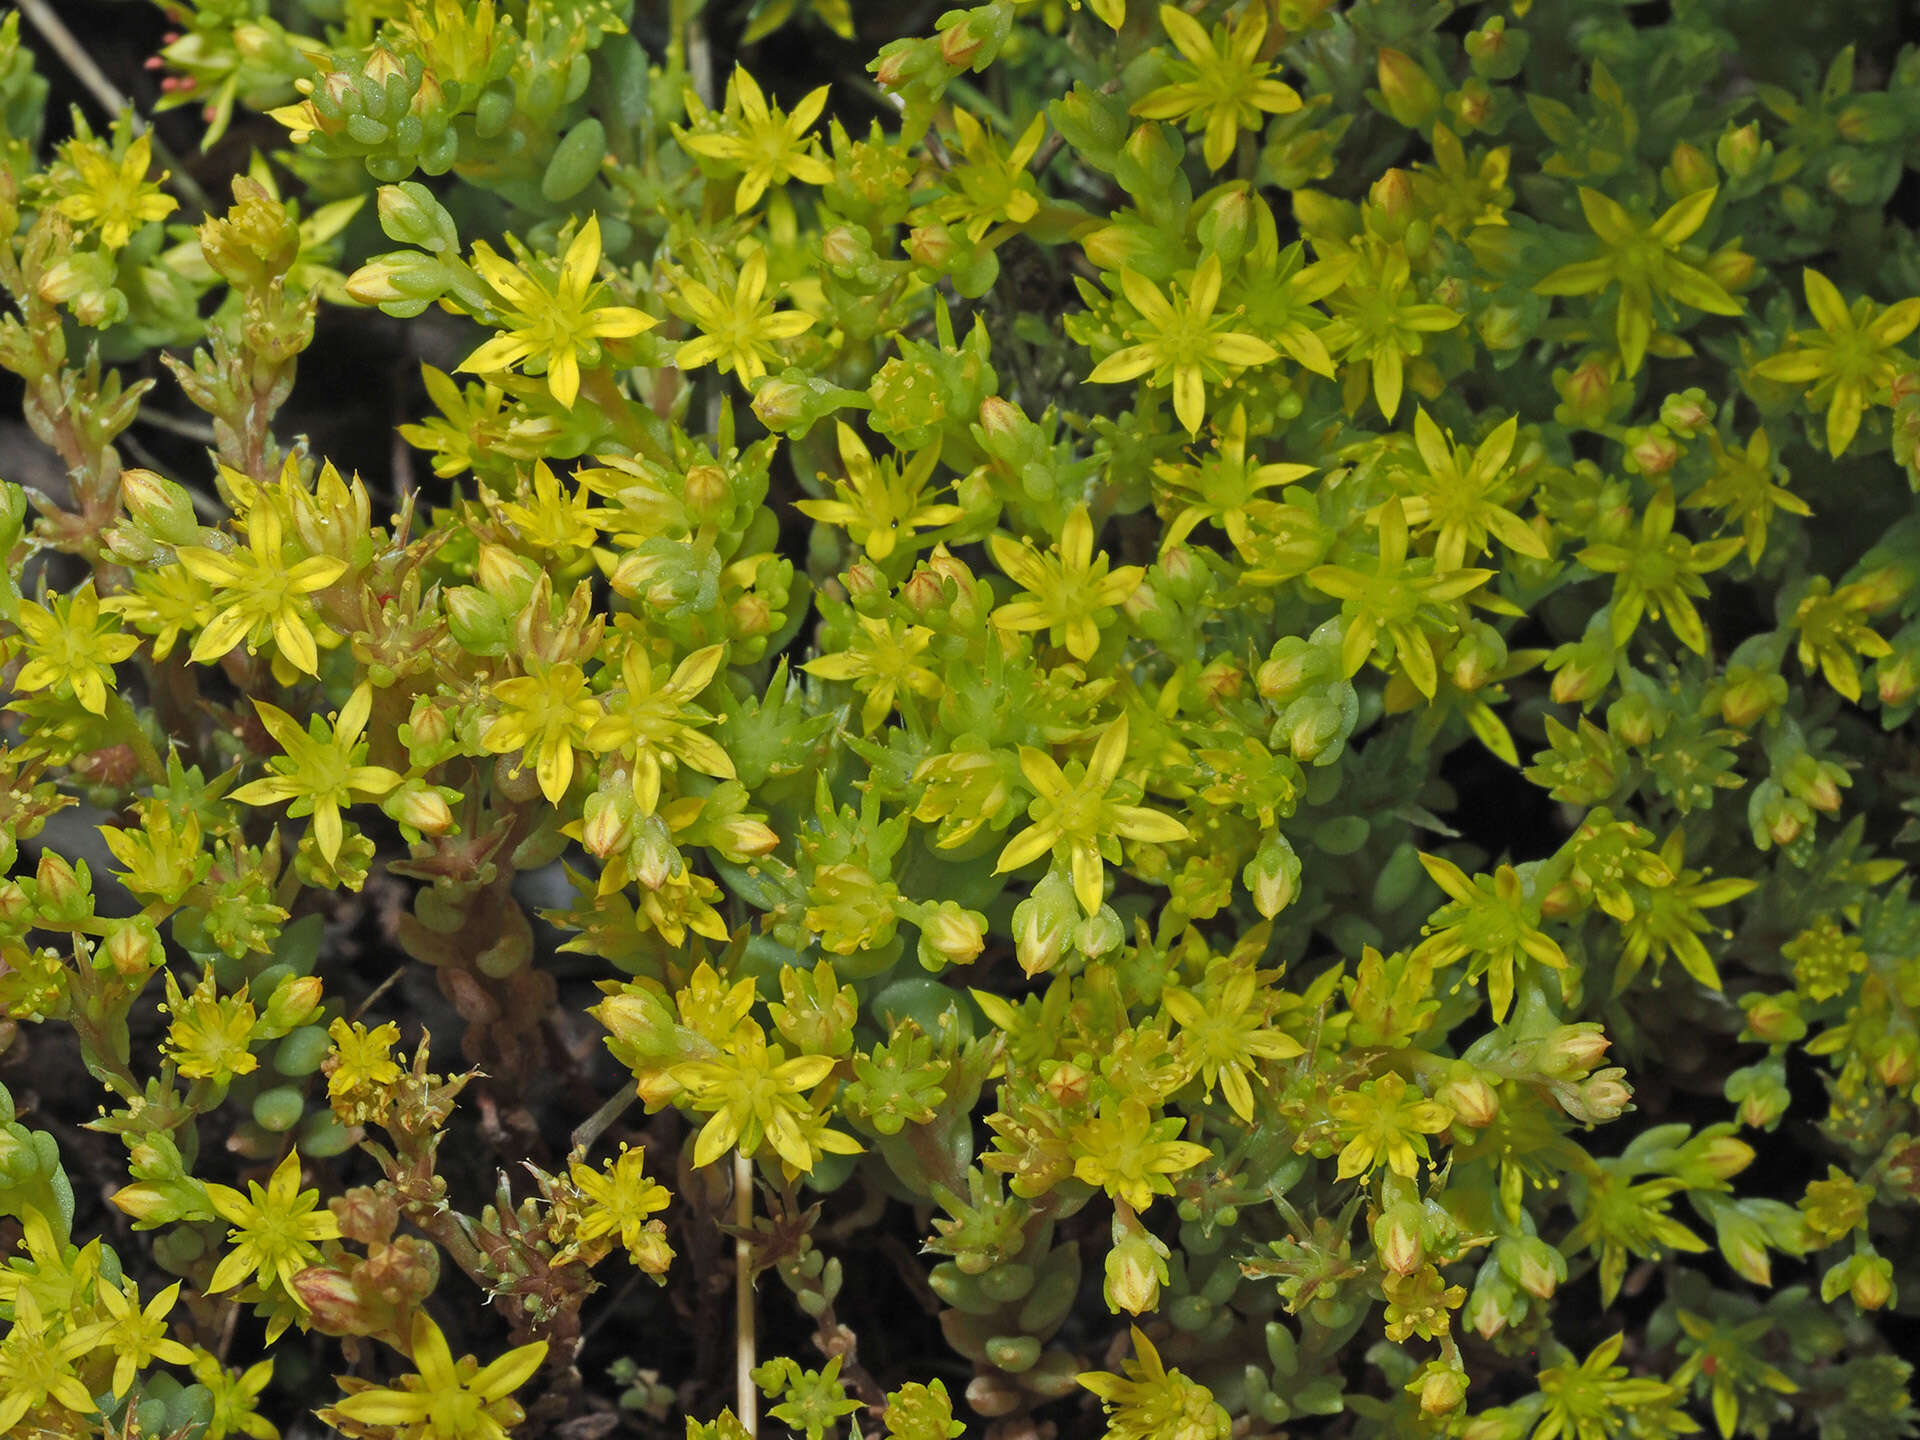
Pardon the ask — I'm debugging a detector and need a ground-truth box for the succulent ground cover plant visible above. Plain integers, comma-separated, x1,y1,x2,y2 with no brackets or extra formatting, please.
2,0,1920,1437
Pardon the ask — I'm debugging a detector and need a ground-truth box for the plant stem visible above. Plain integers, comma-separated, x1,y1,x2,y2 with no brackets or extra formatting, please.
570,1086,634,1157
736,1147,757,1436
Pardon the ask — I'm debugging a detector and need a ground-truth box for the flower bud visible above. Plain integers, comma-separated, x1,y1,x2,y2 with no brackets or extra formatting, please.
1876,650,1919,707
1783,754,1845,814
924,544,976,593
1691,1134,1756,1182
121,468,202,547
1079,222,1141,273
1476,302,1529,352
730,592,775,639
1198,659,1243,704
1666,142,1716,197
1376,48,1441,129
1719,665,1785,729
344,249,449,308
714,815,780,861
844,559,889,606
1874,1037,1916,1089
332,1186,401,1246
1073,904,1125,959
902,565,949,616
1468,1275,1515,1339
1451,80,1497,132
1576,1069,1633,1122
635,1067,683,1110
1197,186,1255,266
444,587,508,654
476,543,537,597
1012,876,1074,975
1442,1067,1501,1128
264,975,325,1034
917,902,986,970
384,783,455,837
908,222,958,271
1537,1024,1610,1078
632,817,677,892
819,225,865,273
34,853,90,924
1541,880,1582,921
1626,430,1681,477
1258,643,1319,703
581,791,634,859
977,394,1024,440
1368,168,1416,230
1737,1084,1788,1130
871,44,913,92
1550,643,1614,705
1508,1236,1564,1299
1556,358,1621,429
292,1266,378,1336
376,181,458,252
109,1182,166,1228
1717,121,1766,178
592,986,676,1053
1704,245,1756,293
1043,1060,1090,1108
751,376,809,432
1607,692,1661,748
1373,1204,1424,1275
1244,831,1302,918
1283,696,1343,763
1661,390,1715,436
1104,1214,1171,1315
1850,1255,1894,1310
1765,797,1808,848
1719,1212,1772,1286
1447,624,1506,694
1463,16,1527,77
1158,541,1204,597
1120,576,1164,628
1844,563,1916,617
111,1181,192,1226
103,917,160,976
684,464,730,525
1412,1365,1469,1417
938,14,986,68
37,254,116,320
1835,98,1902,145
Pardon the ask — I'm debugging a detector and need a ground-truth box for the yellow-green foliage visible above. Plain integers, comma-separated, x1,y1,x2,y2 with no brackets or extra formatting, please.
2,1,1920,1438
